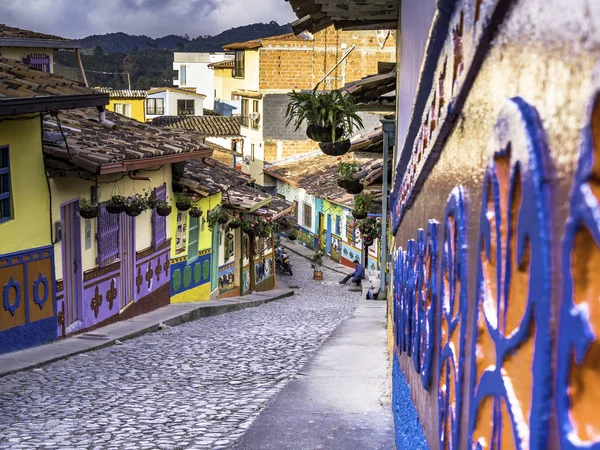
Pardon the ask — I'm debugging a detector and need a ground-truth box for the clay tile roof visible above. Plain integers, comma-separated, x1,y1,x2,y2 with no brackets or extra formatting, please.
265,150,385,207
203,108,221,116
341,68,397,107
0,24,78,48
350,126,384,152
208,59,235,69
95,87,147,98
0,57,98,99
255,196,294,220
152,115,241,137
222,184,272,212
223,32,310,51
42,108,212,176
176,158,253,195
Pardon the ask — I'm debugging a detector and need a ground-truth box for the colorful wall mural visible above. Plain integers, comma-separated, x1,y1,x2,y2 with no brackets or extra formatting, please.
388,0,600,448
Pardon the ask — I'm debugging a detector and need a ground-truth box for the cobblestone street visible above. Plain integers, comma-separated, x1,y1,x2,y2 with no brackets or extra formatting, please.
0,253,359,450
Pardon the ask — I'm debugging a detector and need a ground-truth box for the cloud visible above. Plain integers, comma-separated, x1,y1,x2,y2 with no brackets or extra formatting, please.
0,0,297,39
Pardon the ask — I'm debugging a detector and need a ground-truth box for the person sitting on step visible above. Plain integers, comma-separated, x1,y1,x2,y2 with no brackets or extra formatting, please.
339,260,365,286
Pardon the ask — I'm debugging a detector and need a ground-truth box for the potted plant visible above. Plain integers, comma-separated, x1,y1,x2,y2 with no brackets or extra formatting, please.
145,191,158,209
352,192,374,220
106,194,128,214
285,89,363,155
242,220,254,234
79,198,99,219
258,219,274,238
337,159,363,194
175,193,193,211
358,217,382,246
125,194,148,217
189,205,203,218
287,229,298,241
207,205,230,230
155,199,172,217
229,217,242,229
310,249,324,280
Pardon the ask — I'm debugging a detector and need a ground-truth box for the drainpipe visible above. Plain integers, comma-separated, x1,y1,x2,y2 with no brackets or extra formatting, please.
378,118,395,300
75,48,88,87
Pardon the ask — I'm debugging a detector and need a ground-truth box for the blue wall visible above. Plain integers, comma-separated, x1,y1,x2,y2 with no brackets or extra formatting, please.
170,252,211,297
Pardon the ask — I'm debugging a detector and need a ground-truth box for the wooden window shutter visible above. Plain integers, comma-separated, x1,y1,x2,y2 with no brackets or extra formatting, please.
152,184,167,248
97,204,120,266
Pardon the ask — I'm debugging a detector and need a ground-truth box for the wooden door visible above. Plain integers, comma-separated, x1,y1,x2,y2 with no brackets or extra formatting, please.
61,200,82,327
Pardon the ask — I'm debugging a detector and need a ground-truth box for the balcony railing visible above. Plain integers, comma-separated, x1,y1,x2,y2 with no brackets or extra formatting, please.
177,109,195,116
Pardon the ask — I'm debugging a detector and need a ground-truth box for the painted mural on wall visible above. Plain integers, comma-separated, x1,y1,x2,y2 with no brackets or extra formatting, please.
0,247,56,354
331,234,342,262
218,261,235,293
170,250,211,297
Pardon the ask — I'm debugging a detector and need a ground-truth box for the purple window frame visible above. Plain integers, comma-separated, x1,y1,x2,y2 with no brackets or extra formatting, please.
0,146,11,223
97,204,120,266
152,184,167,248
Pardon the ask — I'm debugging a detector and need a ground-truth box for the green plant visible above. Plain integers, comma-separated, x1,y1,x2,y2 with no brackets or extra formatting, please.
207,205,229,230
79,198,100,219
285,89,364,142
287,229,298,240
309,249,324,270
175,192,193,211
338,160,358,180
155,199,172,217
358,217,382,240
353,192,374,214
125,194,149,216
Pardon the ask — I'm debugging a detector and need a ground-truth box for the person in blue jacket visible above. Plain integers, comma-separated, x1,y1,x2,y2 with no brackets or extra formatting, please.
339,260,365,286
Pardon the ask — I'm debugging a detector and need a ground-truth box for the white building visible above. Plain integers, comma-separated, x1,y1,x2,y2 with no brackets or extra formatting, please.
173,52,232,110
146,87,205,122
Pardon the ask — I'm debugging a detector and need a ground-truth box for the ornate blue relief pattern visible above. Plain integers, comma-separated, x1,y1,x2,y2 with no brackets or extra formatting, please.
468,97,552,449
3,277,21,317
556,68,600,450
438,186,468,450
33,273,49,310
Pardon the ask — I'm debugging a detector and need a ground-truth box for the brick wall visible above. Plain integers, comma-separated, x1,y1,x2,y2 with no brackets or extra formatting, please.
263,140,319,163
258,27,396,92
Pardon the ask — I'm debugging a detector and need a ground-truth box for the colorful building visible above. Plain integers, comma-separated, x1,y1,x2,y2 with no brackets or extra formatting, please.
286,0,600,449
96,88,148,122
219,28,395,187
146,87,206,122
0,58,109,354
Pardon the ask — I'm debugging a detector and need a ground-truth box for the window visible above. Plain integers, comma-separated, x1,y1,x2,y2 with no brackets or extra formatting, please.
251,100,259,130
0,146,11,223
233,50,245,78
240,98,249,127
146,98,164,115
251,144,255,162
180,65,187,85
303,202,313,229
175,211,188,254
231,93,241,101
188,216,200,263
177,99,195,116
114,103,131,118
335,215,341,236
23,53,50,72
97,205,120,266
152,185,167,248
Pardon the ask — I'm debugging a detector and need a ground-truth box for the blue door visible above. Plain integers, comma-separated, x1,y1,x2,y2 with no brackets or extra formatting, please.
326,214,332,254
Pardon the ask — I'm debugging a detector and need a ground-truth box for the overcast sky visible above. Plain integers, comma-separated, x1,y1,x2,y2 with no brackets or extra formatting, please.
0,0,297,39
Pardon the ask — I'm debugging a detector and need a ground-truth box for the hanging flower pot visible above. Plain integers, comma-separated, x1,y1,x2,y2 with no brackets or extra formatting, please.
106,195,128,214
352,210,368,220
189,206,203,218
125,204,144,217
176,200,192,211
125,195,148,217
218,212,230,224
306,124,344,143
363,235,374,246
155,200,172,217
79,199,99,219
319,139,351,156
229,218,242,229
339,178,363,194
287,229,298,241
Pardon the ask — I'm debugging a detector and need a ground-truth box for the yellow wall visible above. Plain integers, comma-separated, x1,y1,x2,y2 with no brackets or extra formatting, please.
171,282,211,303
0,116,51,254
106,98,146,122
215,67,243,102
0,47,55,71
50,167,172,280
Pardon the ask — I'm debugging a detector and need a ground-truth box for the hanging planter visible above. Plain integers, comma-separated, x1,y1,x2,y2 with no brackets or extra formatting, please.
362,236,374,246
218,213,230,224
352,210,368,220
155,200,172,217
229,218,242,229
285,90,364,144
175,197,192,211
319,139,351,156
287,229,298,241
352,192,374,220
344,180,364,194
242,221,254,234
146,191,158,209
306,124,344,143
125,194,149,217
106,195,128,214
189,206,203,218
79,199,99,219
207,205,230,230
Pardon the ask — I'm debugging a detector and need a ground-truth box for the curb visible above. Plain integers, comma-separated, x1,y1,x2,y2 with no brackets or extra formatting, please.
0,290,294,379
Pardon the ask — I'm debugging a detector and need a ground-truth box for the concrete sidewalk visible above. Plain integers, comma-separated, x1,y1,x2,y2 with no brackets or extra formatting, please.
232,297,395,450
0,288,294,378
281,238,353,275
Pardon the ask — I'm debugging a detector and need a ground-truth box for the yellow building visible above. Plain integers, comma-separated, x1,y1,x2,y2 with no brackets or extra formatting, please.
0,57,109,355
96,88,147,122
